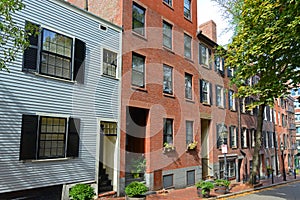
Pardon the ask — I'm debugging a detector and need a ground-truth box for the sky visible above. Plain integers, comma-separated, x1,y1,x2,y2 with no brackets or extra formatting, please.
197,0,233,45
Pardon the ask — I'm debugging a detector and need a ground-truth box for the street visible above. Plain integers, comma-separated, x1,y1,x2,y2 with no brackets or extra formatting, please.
230,181,300,200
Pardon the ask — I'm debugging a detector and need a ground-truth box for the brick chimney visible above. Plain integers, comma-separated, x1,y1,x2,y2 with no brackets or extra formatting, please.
199,20,217,43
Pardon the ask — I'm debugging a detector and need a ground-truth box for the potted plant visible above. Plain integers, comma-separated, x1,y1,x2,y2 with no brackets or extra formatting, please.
125,181,148,200
187,141,198,151
163,142,175,153
130,156,146,179
214,179,230,194
69,184,95,200
195,180,214,198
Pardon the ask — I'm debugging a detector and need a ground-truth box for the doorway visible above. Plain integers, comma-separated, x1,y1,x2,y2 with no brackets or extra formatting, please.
201,119,210,179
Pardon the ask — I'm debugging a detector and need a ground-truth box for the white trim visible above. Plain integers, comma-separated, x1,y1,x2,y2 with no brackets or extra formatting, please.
101,47,120,80
35,112,70,118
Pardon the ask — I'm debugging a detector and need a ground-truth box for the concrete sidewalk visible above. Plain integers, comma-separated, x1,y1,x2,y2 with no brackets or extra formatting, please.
101,174,300,199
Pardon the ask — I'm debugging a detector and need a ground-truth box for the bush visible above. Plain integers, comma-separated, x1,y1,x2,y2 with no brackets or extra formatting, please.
195,180,214,194
69,184,95,200
125,181,148,197
214,179,230,188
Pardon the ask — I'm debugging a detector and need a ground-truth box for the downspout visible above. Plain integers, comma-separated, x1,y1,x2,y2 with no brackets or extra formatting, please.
84,0,88,11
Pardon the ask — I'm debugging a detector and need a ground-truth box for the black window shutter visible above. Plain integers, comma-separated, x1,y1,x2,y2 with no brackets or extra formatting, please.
241,128,244,148
215,85,218,105
216,124,221,148
208,49,212,69
74,39,86,84
209,83,213,105
67,118,80,157
214,56,217,71
229,126,233,148
19,114,38,160
199,79,203,103
23,21,40,71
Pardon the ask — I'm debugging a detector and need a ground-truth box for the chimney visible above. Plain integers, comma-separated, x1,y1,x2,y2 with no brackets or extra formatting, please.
199,20,217,43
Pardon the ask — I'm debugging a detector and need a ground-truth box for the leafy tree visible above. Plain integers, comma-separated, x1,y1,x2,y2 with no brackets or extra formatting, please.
0,0,37,71
214,0,300,184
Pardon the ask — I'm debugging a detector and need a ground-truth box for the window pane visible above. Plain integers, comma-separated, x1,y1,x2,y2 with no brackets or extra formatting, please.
103,49,117,78
184,0,191,19
184,34,192,59
187,170,195,186
38,116,66,159
185,73,192,99
101,121,117,135
163,21,172,49
132,54,145,87
132,4,145,35
41,29,72,80
163,65,173,94
163,0,172,6
186,121,193,145
163,119,173,144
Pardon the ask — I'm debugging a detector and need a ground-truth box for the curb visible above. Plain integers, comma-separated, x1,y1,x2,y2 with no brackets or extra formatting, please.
209,178,300,199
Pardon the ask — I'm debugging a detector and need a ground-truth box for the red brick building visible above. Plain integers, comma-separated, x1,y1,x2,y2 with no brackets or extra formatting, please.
66,0,296,195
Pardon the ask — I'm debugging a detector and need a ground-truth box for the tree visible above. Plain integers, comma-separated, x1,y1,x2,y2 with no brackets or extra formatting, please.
214,0,300,184
0,0,37,71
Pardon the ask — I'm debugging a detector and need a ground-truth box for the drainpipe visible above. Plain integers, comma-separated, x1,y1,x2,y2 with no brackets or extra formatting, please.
237,97,241,182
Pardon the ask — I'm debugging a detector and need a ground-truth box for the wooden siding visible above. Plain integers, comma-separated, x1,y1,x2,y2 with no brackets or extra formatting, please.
0,0,121,193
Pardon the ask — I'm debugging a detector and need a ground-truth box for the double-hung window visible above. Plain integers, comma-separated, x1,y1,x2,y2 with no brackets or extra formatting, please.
216,124,228,148
199,44,211,67
216,85,225,108
163,118,173,145
20,115,80,160
132,3,145,36
186,121,193,145
184,0,191,20
132,53,145,88
184,33,192,59
214,56,224,74
185,73,192,99
23,22,86,83
228,90,236,111
200,79,212,105
163,21,172,49
163,64,173,94
103,49,118,78
229,126,238,148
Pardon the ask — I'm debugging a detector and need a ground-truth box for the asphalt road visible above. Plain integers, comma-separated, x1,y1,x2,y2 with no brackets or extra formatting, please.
230,181,300,200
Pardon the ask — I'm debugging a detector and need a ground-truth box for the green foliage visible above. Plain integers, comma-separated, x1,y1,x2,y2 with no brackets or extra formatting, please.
214,179,230,188
125,181,148,197
0,0,38,71
195,180,214,194
69,184,95,200
131,156,146,174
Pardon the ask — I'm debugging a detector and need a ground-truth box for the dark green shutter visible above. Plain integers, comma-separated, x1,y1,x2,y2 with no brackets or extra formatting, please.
67,118,80,157
19,114,38,160
223,89,226,109
23,21,40,71
199,79,203,103
236,127,239,148
74,39,86,84
209,83,213,105
229,126,233,148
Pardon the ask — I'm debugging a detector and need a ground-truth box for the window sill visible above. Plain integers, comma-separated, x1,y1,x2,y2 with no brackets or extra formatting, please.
185,57,194,63
162,2,174,10
101,74,120,80
217,106,225,109
200,64,211,70
202,102,211,106
34,72,76,83
163,93,175,98
162,46,175,54
230,109,237,112
24,157,72,163
132,31,147,41
185,99,195,104
184,16,192,23
131,86,148,93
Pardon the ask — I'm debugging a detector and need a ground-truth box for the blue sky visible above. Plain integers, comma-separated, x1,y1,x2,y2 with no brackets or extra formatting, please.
197,0,233,45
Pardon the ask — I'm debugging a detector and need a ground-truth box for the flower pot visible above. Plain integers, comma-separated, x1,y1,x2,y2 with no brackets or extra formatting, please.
197,188,210,198
214,185,227,194
126,195,146,200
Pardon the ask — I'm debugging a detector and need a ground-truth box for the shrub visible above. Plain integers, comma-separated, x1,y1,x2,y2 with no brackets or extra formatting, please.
69,184,95,200
195,180,214,194
214,179,230,188
125,181,148,197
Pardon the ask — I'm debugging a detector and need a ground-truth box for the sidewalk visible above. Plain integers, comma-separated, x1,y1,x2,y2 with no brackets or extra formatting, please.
104,174,300,200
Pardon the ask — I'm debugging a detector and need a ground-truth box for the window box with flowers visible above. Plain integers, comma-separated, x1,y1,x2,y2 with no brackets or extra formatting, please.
163,143,176,153
187,141,198,151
